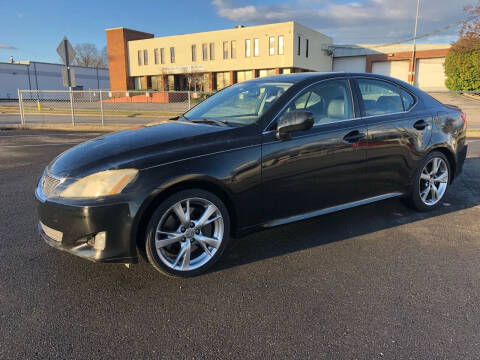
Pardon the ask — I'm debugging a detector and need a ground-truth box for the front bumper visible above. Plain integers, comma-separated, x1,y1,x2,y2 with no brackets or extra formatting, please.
36,187,138,263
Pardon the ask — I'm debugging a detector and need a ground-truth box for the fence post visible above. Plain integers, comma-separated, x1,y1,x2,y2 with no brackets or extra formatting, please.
18,89,25,127
99,90,105,127
69,88,75,126
188,91,191,109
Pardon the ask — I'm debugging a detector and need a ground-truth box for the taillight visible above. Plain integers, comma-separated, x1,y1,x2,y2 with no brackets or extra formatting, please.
461,112,467,126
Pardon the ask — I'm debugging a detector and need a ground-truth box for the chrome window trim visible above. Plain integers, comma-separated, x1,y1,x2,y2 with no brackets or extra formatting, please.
263,76,420,134
262,77,357,134
354,76,419,118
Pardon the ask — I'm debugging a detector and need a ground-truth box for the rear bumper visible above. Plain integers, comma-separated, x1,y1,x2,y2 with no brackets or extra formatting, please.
455,142,468,179
36,187,138,263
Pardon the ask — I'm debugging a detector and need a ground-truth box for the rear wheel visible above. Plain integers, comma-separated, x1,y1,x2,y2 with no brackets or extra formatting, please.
145,189,230,277
409,151,450,211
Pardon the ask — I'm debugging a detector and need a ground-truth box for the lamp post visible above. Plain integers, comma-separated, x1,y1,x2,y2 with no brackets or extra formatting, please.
411,0,420,86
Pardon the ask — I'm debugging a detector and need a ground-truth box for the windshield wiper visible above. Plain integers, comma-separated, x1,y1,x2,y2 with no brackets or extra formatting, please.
191,118,229,127
173,114,189,121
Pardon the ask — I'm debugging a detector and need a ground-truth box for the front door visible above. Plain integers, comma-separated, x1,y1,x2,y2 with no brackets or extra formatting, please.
261,78,369,223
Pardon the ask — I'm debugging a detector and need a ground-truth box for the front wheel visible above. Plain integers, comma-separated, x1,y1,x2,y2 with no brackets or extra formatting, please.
409,151,450,211
145,189,230,277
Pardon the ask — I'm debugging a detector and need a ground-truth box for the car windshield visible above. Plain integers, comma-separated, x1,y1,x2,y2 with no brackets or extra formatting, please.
183,80,294,126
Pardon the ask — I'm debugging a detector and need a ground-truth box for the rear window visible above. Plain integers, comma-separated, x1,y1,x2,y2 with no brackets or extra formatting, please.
399,88,415,111
358,79,404,116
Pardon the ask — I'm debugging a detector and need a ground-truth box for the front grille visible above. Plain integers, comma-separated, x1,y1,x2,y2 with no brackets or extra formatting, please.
42,174,61,197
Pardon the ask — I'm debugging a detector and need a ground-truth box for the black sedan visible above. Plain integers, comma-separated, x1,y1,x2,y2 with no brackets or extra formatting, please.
36,72,468,277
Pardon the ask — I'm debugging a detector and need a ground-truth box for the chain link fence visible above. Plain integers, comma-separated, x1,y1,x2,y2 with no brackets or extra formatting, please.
15,90,214,127
4,89,480,130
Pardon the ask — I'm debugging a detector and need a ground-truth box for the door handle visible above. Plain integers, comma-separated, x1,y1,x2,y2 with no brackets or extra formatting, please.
343,130,366,144
413,119,428,130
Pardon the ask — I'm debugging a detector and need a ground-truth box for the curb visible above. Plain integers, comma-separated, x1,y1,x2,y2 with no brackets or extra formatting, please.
461,93,480,102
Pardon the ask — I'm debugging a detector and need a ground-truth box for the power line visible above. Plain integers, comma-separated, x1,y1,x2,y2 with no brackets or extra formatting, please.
369,14,480,48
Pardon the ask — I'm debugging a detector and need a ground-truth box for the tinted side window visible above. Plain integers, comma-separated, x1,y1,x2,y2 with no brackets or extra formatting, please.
277,79,354,126
358,79,403,116
399,88,415,111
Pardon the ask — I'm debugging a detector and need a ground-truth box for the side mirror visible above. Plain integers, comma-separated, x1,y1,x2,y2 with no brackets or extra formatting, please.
276,110,314,140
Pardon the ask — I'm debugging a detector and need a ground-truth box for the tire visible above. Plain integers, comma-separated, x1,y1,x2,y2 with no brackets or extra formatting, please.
145,189,230,277
408,151,451,211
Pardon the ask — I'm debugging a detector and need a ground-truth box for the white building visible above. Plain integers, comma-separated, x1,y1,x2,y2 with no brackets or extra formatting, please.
332,44,450,91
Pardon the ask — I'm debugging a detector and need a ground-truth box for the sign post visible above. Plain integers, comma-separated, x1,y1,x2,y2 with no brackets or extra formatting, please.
57,37,77,125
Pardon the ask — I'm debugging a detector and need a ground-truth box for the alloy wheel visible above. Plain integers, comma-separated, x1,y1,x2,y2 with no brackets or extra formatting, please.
418,157,449,206
154,197,224,271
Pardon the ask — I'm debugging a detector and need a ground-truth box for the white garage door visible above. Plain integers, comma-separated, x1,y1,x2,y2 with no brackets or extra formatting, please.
415,58,447,91
333,56,366,73
372,60,410,82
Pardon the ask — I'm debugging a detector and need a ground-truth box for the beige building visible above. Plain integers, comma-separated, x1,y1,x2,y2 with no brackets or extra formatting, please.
106,22,333,91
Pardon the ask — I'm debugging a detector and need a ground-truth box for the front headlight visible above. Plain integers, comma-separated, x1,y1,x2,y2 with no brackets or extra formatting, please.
59,169,138,198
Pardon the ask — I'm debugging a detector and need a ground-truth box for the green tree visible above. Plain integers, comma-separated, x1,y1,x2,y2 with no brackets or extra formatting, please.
444,1,480,91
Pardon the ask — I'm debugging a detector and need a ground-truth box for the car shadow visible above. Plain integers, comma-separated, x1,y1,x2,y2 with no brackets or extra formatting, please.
212,156,480,273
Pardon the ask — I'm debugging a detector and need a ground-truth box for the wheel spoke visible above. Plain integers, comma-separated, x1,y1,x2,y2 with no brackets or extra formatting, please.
173,202,189,225
181,242,191,270
197,205,217,227
195,234,220,249
197,239,213,257
421,186,431,201
420,172,430,181
202,215,222,226
156,231,184,248
431,185,440,200
431,158,440,175
435,171,448,183
172,243,187,267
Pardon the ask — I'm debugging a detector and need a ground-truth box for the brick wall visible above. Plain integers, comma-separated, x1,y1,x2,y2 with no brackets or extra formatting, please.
105,28,154,91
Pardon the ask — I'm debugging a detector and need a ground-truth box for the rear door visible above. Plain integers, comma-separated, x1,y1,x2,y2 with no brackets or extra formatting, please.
261,78,370,223
353,77,433,197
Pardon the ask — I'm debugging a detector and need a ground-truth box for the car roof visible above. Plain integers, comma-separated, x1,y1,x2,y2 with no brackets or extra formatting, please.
247,71,408,84
247,71,420,95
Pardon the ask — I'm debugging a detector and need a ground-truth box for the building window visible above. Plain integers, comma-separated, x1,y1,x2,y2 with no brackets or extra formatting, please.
231,40,236,59
160,48,165,64
278,35,284,55
297,36,301,56
143,49,148,65
245,39,251,57
209,43,215,60
223,41,228,59
137,50,142,66
306,39,309,58
202,43,208,60
269,36,275,56
170,47,175,63
154,49,159,64
254,38,259,56
191,44,197,62
134,77,142,89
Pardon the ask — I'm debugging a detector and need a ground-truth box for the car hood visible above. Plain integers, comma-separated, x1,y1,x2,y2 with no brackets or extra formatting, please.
48,121,235,178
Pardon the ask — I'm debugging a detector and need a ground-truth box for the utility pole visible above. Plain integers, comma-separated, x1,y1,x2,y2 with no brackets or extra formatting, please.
410,0,420,86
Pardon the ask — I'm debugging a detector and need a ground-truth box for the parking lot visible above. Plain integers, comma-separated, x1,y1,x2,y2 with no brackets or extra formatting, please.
1,130,479,359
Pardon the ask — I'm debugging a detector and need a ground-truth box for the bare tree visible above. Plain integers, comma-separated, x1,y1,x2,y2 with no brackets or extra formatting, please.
460,1,480,39
185,71,206,91
72,43,107,68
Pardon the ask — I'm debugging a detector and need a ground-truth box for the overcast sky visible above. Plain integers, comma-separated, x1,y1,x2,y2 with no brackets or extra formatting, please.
0,0,477,63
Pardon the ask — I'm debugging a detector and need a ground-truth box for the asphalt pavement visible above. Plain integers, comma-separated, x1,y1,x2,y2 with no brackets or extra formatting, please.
0,130,479,359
